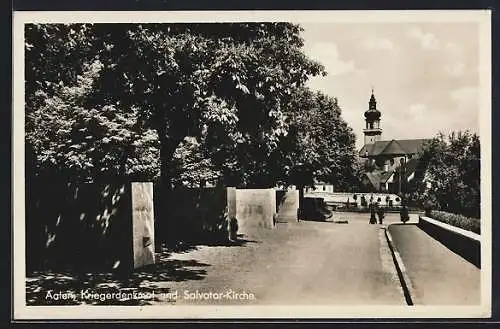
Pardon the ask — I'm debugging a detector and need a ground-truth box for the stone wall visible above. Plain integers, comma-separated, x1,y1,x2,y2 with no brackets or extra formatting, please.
418,216,481,268
155,186,227,245
25,180,154,272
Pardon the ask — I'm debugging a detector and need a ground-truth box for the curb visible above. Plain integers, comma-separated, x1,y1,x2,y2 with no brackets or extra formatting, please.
384,227,416,306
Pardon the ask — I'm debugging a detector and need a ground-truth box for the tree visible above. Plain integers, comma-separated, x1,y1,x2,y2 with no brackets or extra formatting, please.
25,59,160,182
25,23,324,189
171,137,220,188
270,88,359,190
418,131,480,218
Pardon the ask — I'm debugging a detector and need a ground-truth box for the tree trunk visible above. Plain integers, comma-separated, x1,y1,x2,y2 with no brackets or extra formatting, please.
156,134,183,247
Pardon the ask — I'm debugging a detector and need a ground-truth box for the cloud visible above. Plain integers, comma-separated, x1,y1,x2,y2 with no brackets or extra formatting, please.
408,103,427,117
406,27,439,49
299,22,480,146
450,86,478,107
305,42,355,76
442,42,469,78
361,37,395,51
445,42,462,55
444,62,466,77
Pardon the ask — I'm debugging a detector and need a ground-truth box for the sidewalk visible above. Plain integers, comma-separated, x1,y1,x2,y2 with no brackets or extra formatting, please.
388,224,480,305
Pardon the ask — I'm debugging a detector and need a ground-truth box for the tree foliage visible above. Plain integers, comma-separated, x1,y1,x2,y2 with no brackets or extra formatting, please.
26,59,160,181
272,88,359,189
418,131,480,218
171,137,221,188
25,23,325,186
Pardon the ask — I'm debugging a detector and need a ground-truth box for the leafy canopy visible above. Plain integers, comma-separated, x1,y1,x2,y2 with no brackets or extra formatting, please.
418,131,480,218
25,23,325,185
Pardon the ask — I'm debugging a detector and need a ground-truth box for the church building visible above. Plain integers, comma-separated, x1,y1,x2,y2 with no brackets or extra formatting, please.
358,91,430,193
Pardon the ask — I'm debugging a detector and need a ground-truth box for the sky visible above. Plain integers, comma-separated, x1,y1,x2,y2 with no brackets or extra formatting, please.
299,22,480,149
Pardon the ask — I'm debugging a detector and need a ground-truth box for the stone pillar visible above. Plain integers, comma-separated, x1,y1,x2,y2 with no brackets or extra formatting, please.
227,187,237,240
268,188,277,226
276,190,299,222
227,187,237,219
131,182,155,269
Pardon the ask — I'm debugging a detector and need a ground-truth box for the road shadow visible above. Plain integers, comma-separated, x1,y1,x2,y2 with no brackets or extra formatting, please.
166,235,260,253
25,245,210,306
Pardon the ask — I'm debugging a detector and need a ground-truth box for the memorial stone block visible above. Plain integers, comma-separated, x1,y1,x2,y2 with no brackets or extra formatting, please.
276,190,299,222
227,187,237,219
131,182,155,269
235,188,276,235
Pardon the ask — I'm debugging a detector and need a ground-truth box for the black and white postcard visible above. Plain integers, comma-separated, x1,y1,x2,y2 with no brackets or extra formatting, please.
12,10,492,319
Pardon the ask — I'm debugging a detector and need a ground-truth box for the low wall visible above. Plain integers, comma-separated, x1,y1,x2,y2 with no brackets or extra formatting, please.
418,216,481,268
156,186,227,245
306,191,402,207
26,180,155,272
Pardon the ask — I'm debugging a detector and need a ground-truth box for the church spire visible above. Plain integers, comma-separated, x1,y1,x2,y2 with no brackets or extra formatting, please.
365,89,380,119
369,88,377,110
363,89,382,145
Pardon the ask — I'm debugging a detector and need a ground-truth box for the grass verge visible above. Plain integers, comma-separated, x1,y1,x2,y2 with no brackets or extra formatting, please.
428,210,480,234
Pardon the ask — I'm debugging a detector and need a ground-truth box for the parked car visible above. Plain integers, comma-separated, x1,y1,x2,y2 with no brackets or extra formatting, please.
302,197,333,221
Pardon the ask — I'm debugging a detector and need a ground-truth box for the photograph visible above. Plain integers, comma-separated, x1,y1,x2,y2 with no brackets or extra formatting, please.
12,10,491,319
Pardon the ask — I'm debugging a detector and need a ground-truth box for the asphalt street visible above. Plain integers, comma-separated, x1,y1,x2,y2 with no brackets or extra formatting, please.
157,213,411,305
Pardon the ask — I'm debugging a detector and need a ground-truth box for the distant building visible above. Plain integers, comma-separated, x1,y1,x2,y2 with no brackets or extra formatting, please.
305,181,335,193
358,91,430,193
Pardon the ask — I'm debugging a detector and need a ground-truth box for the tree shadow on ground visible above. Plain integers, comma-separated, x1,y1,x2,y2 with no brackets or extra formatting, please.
25,245,210,306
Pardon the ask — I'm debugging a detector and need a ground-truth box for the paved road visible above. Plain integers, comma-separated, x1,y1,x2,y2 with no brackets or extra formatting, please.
388,224,481,305
154,212,409,305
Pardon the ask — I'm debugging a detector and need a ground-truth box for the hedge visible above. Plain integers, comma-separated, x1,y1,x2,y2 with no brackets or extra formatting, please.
428,210,480,234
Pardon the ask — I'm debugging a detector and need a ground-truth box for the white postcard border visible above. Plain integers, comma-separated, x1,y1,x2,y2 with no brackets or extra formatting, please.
12,9,492,320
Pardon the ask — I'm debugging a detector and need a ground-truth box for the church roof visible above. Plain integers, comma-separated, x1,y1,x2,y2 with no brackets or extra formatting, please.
381,140,407,155
363,159,421,189
364,172,380,187
360,138,430,157
364,170,394,187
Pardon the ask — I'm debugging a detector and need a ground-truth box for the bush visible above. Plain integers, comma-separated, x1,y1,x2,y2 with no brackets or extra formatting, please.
428,210,480,234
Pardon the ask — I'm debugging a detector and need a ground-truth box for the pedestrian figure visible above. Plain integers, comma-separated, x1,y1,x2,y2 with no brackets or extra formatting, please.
400,199,410,224
360,195,367,208
229,217,238,242
376,197,384,224
369,201,377,224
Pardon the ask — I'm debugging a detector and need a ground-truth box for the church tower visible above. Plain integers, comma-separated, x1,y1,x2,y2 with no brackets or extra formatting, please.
363,90,382,145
